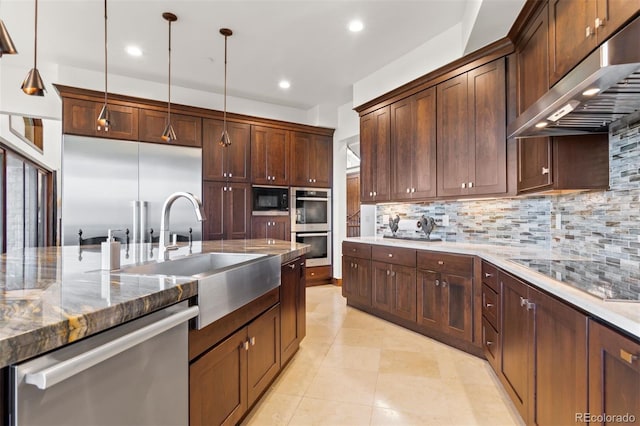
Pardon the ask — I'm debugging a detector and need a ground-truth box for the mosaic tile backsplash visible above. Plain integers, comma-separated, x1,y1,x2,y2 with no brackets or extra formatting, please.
376,120,640,267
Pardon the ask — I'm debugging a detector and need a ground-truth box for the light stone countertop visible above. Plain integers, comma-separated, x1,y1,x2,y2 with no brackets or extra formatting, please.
0,240,309,368
345,237,640,340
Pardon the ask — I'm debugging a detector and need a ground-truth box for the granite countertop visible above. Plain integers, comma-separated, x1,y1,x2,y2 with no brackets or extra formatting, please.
0,240,309,368
346,237,640,340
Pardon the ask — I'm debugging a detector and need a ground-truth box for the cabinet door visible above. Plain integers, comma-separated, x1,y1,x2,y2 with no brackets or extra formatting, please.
440,272,473,342
530,287,588,426
251,126,288,185
281,259,302,365
517,138,553,193
189,327,247,426
412,87,437,199
372,261,392,313
360,112,375,203
98,103,139,140
250,126,270,184
202,181,226,240
390,97,414,201
342,256,371,307
390,265,417,322
251,216,289,241
589,320,640,426
500,273,533,424
139,108,202,147
228,183,251,240
549,0,596,86
516,4,550,114
373,107,391,202
417,269,440,332
595,0,640,42
63,98,98,136
437,73,469,197
467,58,506,196
247,305,281,406
203,119,250,181
309,134,332,188
290,132,311,186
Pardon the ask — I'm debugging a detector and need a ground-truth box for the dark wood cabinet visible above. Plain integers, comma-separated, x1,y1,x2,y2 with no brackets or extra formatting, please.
290,132,332,187
437,58,506,197
588,320,640,426
280,257,306,366
516,4,550,115
360,106,391,203
517,133,609,193
62,98,139,140
499,271,589,425
202,181,251,240
594,0,640,42
416,251,474,342
138,108,202,147
203,119,250,181
342,242,372,307
306,266,333,286
189,304,280,426
390,88,437,201
251,216,290,241
251,126,289,185
371,246,417,322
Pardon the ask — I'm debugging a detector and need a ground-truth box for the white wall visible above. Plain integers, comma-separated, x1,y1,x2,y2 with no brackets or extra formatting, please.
352,23,464,108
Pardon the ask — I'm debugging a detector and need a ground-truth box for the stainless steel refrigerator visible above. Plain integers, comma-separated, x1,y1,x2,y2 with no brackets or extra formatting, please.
61,135,202,246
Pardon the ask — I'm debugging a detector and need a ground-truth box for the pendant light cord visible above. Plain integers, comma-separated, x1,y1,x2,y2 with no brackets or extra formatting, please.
168,20,172,122
104,0,108,105
223,34,227,133
33,0,38,68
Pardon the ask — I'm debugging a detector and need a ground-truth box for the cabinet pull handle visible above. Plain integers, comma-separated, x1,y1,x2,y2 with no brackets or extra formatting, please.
486,303,494,308
586,26,594,38
435,279,440,286
541,167,550,175
300,262,305,267
386,270,390,275
468,182,473,188
411,188,416,193
243,341,249,351
373,191,377,196
620,349,638,364
352,248,356,252
484,272,493,278
406,188,410,193
388,253,393,257
437,260,444,265
486,341,494,346
288,264,296,269
369,192,373,196
250,337,256,346
520,296,527,307
223,172,227,177
354,264,358,269
391,271,395,277
461,182,466,189
595,17,604,28
442,281,447,288
229,173,233,178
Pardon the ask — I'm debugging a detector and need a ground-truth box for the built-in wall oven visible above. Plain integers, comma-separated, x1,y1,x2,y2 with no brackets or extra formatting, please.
291,187,331,232
292,231,332,267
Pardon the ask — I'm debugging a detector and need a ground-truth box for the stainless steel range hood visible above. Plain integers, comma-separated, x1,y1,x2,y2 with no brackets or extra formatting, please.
508,16,640,138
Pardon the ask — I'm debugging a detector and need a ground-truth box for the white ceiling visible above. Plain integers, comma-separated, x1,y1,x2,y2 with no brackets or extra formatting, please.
1,0,524,110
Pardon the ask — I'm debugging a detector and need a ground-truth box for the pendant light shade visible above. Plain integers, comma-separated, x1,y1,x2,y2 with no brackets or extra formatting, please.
219,28,232,147
161,12,177,142
21,0,45,96
97,0,110,130
0,18,18,57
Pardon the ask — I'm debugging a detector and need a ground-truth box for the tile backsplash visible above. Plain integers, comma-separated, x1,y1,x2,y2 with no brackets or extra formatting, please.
376,120,640,266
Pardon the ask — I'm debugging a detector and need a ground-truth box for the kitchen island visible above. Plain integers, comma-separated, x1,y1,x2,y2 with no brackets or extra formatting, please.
0,239,309,368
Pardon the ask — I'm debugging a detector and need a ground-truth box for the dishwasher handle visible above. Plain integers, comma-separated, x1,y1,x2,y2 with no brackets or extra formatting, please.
25,305,199,390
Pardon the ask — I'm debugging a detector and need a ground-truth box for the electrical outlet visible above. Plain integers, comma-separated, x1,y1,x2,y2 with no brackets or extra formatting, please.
442,215,450,226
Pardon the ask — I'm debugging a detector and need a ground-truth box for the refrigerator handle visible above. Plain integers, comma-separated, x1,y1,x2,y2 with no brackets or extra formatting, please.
139,201,148,244
132,201,140,245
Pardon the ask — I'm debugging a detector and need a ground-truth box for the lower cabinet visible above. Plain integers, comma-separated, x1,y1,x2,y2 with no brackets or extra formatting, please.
588,320,640,426
372,261,417,322
500,271,588,425
251,216,290,241
189,303,281,426
280,257,306,366
342,255,372,306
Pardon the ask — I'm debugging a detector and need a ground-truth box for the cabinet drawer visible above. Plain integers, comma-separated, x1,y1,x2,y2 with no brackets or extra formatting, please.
306,265,332,283
417,251,473,276
482,284,499,331
482,317,499,372
481,261,499,292
372,245,416,267
342,242,371,259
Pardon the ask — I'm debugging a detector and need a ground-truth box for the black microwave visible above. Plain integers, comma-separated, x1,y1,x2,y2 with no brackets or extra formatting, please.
252,186,289,214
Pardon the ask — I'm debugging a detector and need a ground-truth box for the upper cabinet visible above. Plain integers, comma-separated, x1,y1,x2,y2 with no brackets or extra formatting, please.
548,0,639,86
138,109,202,147
390,87,437,201
360,106,391,203
63,98,139,140
516,4,549,115
290,132,332,188
251,126,290,186
437,58,507,197
203,119,250,182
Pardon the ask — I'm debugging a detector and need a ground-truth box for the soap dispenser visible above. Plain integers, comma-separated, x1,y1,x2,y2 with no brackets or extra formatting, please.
101,229,122,270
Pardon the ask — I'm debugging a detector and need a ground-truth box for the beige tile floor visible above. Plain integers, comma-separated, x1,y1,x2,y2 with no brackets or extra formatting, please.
242,285,523,426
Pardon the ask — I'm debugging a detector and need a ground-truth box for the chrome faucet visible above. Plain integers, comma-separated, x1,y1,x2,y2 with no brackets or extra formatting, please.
159,192,206,261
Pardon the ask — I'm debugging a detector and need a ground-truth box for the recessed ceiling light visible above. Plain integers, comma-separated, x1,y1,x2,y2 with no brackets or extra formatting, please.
348,20,364,32
279,80,290,89
126,45,143,57
582,87,600,96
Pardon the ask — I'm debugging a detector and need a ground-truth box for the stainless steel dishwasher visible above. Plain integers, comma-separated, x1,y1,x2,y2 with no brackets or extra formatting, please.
9,301,199,426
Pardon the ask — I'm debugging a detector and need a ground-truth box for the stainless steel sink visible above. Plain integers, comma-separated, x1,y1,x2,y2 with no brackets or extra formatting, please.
118,252,281,329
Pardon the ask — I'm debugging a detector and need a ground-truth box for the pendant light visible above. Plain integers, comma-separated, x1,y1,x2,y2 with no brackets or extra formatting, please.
97,0,110,130
21,0,45,96
0,2,18,58
219,28,232,147
161,12,177,142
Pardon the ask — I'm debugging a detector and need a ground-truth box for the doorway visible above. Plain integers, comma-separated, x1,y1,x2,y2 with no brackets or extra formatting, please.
346,172,360,237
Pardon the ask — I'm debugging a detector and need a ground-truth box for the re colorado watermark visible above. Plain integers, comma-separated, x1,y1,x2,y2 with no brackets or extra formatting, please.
576,413,637,423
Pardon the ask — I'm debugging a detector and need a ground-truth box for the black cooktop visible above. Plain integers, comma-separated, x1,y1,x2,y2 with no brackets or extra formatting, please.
509,259,640,302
